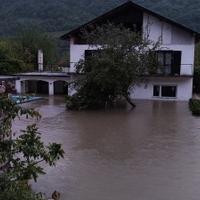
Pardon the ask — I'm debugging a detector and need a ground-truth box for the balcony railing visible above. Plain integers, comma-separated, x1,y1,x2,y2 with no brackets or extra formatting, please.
43,64,69,73
69,62,194,77
151,64,193,77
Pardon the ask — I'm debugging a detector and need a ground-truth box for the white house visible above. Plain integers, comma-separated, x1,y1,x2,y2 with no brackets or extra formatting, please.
61,1,200,101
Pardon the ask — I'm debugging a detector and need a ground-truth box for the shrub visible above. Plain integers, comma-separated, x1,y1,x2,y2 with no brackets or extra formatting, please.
0,175,44,200
0,95,64,199
193,67,200,94
189,98,200,116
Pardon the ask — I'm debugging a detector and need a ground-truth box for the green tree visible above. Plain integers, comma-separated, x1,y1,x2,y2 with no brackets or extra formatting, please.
195,42,200,67
193,43,200,94
0,27,58,74
0,0,199,36
15,27,58,71
193,67,200,94
0,175,44,200
0,95,64,200
66,23,159,110
0,40,27,74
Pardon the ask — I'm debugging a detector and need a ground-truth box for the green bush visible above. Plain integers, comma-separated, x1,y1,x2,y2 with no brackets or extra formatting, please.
0,175,44,200
0,95,64,200
189,98,200,116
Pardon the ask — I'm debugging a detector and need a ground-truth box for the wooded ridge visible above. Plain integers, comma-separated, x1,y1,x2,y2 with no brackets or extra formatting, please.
0,0,199,36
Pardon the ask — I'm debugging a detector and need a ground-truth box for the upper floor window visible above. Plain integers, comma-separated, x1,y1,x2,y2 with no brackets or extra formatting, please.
156,51,181,75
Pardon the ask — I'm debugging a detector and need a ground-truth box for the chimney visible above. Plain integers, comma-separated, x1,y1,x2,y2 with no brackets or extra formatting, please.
38,49,44,72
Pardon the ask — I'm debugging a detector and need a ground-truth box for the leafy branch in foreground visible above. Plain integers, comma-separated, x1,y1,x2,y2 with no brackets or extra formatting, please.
0,95,64,200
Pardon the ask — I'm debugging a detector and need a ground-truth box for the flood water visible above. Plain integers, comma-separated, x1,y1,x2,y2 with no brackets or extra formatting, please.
13,97,200,200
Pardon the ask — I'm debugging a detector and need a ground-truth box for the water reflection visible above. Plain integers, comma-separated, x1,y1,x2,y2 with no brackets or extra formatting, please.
13,97,200,200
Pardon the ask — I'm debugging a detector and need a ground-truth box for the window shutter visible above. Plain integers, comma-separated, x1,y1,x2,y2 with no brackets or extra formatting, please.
172,51,181,75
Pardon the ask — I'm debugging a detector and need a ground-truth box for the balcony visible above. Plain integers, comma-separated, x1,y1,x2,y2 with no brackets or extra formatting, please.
150,64,193,77
151,50,194,77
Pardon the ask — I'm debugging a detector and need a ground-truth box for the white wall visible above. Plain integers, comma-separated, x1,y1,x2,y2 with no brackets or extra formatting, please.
70,43,89,73
143,13,195,45
131,77,193,101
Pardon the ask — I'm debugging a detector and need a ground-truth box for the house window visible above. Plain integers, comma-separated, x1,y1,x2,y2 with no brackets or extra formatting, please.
161,86,177,97
156,51,181,75
153,85,177,98
157,51,172,74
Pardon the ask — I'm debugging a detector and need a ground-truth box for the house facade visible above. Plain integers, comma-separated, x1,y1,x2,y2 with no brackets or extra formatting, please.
61,1,199,101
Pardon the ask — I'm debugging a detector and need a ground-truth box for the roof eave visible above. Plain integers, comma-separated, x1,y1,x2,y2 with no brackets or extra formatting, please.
60,1,200,40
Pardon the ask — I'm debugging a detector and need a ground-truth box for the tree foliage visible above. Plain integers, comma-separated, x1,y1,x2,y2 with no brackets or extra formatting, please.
195,42,200,67
0,95,64,200
15,27,57,69
0,40,27,74
0,28,58,74
189,98,200,116
193,67,200,94
0,175,44,200
66,24,159,110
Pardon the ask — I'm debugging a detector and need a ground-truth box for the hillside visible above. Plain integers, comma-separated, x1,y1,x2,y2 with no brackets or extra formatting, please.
0,0,200,36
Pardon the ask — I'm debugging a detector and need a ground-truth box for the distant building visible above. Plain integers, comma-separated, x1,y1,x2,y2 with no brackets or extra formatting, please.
15,50,70,95
61,1,200,101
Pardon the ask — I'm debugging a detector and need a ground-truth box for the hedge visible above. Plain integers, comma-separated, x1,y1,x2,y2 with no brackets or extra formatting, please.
189,98,200,116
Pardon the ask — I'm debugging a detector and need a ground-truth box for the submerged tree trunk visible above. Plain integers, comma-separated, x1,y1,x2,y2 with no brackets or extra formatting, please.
124,95,136,109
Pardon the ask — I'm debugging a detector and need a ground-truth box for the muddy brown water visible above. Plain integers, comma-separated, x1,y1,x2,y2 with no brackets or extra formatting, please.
12,97,200,200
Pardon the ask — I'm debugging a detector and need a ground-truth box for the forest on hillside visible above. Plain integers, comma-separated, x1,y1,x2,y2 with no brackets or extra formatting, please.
0,0,200,36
